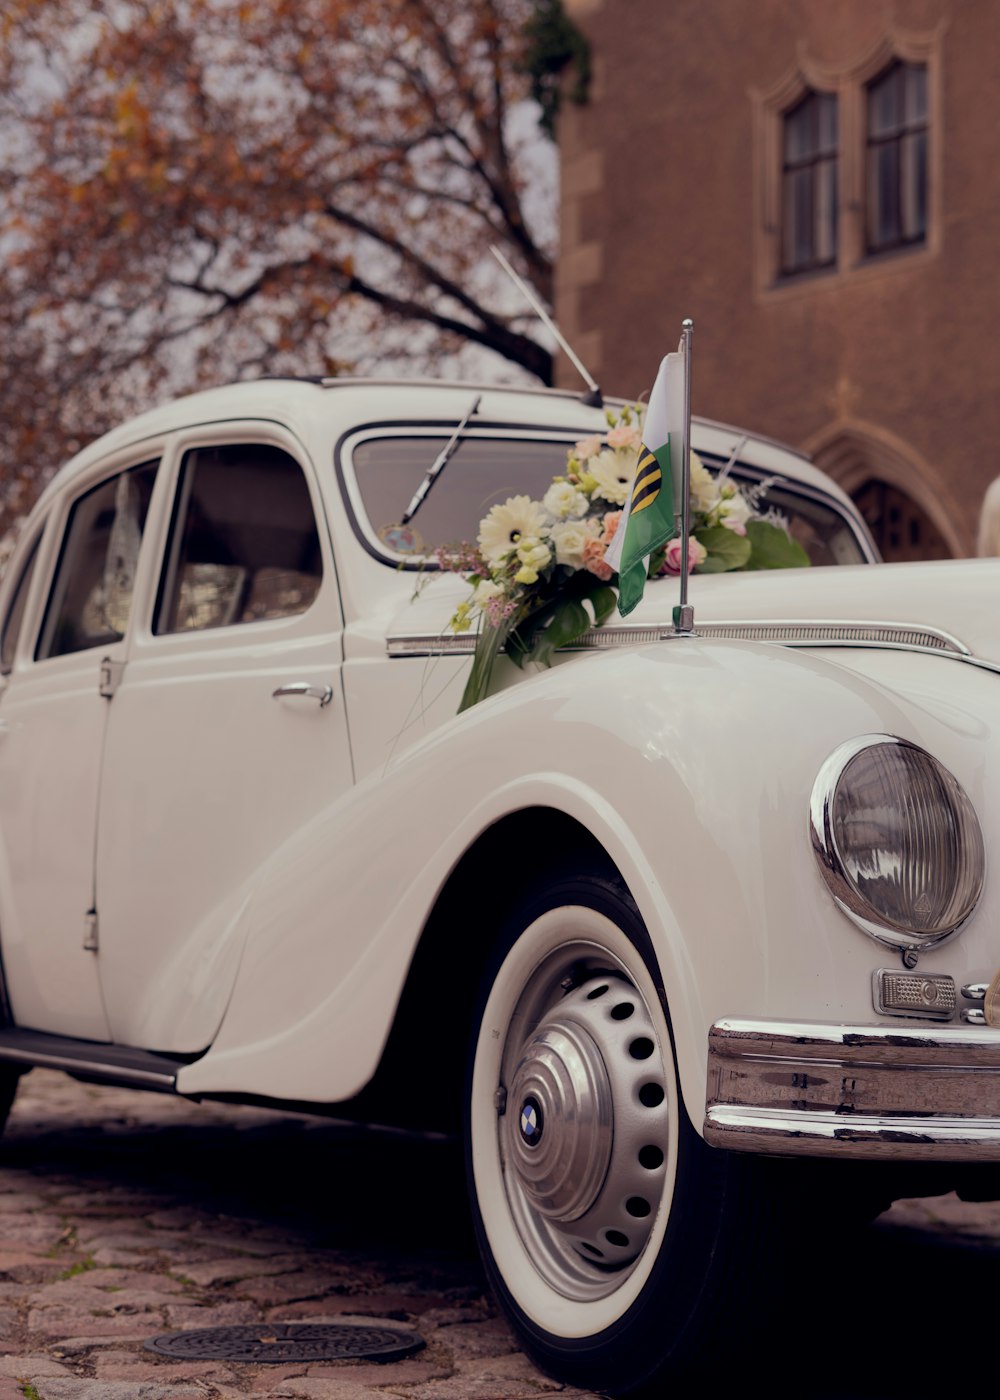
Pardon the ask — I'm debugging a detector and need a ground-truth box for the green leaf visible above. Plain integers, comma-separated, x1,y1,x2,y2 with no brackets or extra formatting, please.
526,598,591,669
458,612,520,712
744,519,811,570
693,526,752,573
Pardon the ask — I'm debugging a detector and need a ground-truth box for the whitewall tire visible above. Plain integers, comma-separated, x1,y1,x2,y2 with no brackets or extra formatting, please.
466,871,771,1395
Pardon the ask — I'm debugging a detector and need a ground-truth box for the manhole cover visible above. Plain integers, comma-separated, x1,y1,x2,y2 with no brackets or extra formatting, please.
144,1322,425,1363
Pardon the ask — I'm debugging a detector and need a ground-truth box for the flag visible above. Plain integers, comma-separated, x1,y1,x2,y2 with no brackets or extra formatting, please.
604,351,686,616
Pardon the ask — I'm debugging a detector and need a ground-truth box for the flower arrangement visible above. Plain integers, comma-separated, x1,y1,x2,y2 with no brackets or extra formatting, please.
441,406,809,711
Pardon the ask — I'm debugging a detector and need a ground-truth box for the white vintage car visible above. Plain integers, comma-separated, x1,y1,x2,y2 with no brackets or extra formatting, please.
0,377,997,1393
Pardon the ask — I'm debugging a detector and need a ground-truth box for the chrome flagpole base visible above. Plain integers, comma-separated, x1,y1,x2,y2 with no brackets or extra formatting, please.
671,604,696,635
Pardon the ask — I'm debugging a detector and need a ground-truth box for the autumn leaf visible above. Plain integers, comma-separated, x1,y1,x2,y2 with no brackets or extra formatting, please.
0,0,578,546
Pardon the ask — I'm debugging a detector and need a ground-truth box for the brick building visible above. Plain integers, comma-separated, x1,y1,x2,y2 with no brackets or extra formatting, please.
556,0,1000,559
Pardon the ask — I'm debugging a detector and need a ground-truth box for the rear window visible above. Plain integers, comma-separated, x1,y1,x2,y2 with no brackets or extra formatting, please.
346,432,870,568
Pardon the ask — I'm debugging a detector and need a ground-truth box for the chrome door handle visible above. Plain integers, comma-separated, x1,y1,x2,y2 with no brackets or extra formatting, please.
271,682,334,708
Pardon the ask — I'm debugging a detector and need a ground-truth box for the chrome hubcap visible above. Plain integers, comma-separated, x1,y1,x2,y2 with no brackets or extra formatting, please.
498,959,671,1302
506,1020,613,1221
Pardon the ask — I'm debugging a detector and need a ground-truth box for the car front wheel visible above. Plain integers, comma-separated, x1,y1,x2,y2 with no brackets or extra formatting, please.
466,872,776,1395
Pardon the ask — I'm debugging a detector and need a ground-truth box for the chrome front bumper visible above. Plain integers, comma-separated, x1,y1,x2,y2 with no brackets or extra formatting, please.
705,1019,1000,1161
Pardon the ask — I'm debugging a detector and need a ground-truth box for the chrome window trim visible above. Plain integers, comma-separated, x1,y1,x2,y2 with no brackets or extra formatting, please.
387,618,972,659
336,424,874,570
809,734,985,951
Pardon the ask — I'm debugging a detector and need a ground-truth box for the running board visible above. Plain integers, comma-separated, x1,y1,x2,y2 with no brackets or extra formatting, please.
0,1027,186,1092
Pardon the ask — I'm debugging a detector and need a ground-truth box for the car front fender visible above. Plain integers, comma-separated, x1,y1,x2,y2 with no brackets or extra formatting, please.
177,639,998,1133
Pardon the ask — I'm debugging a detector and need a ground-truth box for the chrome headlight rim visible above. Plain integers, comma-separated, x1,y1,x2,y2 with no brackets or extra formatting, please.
810,733,985,952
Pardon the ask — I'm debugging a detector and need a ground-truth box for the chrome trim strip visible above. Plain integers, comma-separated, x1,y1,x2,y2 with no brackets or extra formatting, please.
572,619,969,652
0,1035,180,1092
705,1105,1000,1159
388,633,475,658
706,1018,1000,1161
387,618,972,659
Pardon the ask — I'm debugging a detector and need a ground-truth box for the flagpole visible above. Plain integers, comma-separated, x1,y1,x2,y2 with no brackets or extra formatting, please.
673,318,695,635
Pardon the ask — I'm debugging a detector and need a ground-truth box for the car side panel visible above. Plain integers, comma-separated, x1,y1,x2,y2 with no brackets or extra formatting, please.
176,641,999,1132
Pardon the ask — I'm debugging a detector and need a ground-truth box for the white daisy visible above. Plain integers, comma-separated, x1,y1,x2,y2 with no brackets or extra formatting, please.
589,449,635,506
478,496,550,563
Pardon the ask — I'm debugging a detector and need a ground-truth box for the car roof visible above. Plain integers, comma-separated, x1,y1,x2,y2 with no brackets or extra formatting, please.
33,376,851,515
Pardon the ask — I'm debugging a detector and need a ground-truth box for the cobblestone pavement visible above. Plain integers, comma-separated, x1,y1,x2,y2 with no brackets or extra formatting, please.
2,1071,1000,1400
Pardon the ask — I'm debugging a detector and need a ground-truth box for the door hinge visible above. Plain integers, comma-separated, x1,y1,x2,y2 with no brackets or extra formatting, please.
83,910,99,952
99,657,124,699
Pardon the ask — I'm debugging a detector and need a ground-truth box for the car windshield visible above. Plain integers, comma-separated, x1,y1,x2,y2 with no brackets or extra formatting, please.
347,433,869,568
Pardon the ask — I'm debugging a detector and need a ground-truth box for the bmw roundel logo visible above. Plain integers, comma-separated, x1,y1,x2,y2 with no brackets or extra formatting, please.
519,1097,543,1147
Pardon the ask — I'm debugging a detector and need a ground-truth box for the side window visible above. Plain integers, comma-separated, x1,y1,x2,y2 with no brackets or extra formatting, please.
0,534,42,674
155,443,322,636
36,461,159,661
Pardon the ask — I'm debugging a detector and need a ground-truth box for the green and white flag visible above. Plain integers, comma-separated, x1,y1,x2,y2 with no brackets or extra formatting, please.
604,351,686,616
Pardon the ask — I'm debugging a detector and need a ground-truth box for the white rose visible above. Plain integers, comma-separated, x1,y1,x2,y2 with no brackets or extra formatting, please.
543,481,590,520
689,454,719,512
549,518,600,568
718,492,752,529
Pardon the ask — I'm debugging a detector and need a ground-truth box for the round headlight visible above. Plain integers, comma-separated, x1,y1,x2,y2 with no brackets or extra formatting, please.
810,735,985,950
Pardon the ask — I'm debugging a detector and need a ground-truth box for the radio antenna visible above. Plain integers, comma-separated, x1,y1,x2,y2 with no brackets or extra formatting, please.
490,245,603,408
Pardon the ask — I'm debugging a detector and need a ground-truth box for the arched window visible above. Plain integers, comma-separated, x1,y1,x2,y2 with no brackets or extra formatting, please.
866,61,928,253
781,89,838,275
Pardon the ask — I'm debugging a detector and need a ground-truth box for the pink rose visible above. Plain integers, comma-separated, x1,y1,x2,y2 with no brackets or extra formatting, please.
721,519,747,536
601,510,622,543
574,434,603,461
582,536,614,580
606,424,641,451
662,536,707,575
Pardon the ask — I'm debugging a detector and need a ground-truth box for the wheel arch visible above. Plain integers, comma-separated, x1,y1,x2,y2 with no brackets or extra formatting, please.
350,806,621,1134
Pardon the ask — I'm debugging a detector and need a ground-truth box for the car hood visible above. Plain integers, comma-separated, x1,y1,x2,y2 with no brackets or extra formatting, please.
391,558,1000,668
626,557,999,662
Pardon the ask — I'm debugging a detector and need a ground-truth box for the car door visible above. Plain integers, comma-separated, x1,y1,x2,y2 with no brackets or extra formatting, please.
0,456,160,1040
94,426,354,1053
